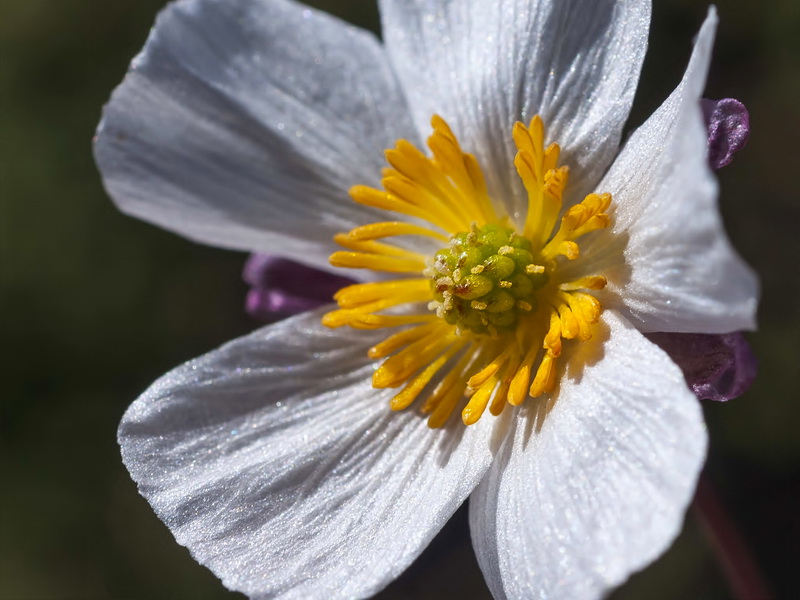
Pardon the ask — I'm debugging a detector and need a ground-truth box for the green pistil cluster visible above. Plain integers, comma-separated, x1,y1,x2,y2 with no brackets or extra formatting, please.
429,223,548,335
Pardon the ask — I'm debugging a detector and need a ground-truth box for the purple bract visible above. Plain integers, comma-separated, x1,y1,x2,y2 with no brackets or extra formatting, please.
702,98,750,169
243,255,352,321
645,332,756,401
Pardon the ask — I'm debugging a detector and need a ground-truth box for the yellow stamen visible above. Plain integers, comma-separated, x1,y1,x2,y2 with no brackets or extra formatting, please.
390,343,462,411
467,343,516,389
427,381,465,429
463,153,493,216
543,309,563,357
552,240,580,261
334,279,430,308
462,375,498,425
543,142,561,173
429,115,497,224
421,346,476,414
347,313,435,330
322,286,432,328
367,322,440,359
507,342,539,407
540,192,612,261
382,174,467,232
559,276,608,291
529,353,558,397
329,251,426,273
489,350,523,416
349,184,460,233
557,303,580,339
373,331,458,388
345,221,449,243
513,117,569,247
561,291,602,341
332,233,426,260
322,114,612,427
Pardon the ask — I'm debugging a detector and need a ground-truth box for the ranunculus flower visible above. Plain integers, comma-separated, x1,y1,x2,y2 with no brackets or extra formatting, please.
95,1,759,598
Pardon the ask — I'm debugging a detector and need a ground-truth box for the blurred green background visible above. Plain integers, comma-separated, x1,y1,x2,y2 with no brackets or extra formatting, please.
1,0,798,598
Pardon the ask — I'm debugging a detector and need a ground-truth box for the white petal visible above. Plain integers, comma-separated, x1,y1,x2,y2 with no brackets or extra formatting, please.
379,0,651,218
576,9,758,333
95,0,417,270
469,310,707,600
119,309,495,600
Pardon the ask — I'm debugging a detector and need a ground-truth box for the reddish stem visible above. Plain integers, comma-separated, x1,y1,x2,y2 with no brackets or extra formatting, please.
692,474,772,600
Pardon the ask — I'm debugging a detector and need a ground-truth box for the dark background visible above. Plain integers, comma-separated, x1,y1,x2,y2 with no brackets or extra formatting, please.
2,0,798,598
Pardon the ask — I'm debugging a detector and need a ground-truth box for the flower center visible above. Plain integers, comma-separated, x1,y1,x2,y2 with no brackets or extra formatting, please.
429,223,548,335
322,115,612,427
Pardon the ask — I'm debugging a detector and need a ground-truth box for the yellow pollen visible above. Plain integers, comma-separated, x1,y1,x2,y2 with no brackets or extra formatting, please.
323,115,613,427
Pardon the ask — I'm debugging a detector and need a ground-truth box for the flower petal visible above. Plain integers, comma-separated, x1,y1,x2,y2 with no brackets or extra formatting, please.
95,0,417,269
119,309,495,600
379,0,651,216
575,9,758,333
469,310,707,600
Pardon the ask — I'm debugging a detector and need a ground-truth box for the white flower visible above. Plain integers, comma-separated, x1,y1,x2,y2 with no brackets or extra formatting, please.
94,0,758,599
